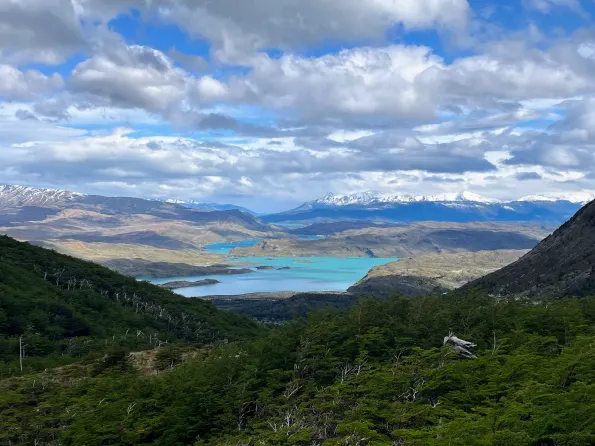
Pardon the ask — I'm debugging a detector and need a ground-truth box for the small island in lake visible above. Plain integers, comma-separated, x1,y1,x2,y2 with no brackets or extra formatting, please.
159,279,221,290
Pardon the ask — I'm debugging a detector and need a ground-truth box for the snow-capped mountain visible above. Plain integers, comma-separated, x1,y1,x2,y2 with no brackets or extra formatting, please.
264,190,592,225
0,184,257,213
296,190,591,211
517,193,593,204
301,191,500,209
0,185,86,208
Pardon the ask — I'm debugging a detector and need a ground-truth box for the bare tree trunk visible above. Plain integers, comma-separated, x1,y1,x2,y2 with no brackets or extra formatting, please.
19,336,23,373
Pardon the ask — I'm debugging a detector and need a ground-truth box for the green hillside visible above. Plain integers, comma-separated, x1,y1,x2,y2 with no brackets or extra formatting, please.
3,288,595,445
0,235,262,375
3,235,595,445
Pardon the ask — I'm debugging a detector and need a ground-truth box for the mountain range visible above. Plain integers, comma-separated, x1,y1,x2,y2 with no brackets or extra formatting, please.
296,191,592,208
0,185,258,214
2,185,589,226
0,183,586,277
264,190,590,224
0,185,280,271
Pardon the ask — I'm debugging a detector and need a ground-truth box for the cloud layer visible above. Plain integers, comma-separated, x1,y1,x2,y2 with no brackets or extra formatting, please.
1,0,595,211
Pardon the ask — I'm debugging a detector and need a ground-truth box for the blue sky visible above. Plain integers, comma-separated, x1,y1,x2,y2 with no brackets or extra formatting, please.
1,0,595,212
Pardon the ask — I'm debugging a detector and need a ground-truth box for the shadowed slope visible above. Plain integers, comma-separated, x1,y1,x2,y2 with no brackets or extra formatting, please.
466,199,595,298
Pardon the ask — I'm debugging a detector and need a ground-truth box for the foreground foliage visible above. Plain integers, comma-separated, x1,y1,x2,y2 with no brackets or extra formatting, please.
0,235,262,376
3,288,595,445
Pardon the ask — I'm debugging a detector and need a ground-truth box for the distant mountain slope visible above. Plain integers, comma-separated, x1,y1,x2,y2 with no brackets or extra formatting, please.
466,199,595,298
265,191,587,224
231,222,551,258
0,235,262,373
0,185,254,214
166,199,256,214
0,185,265,230
290,220,399,236
0,185,280,266
0,185,85,207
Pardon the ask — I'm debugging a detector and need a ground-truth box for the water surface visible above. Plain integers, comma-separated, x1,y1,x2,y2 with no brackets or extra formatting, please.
203,239,261,254
149,256,398,297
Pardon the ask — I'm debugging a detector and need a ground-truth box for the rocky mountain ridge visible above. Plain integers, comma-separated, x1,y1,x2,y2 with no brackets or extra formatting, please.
465,198,595,298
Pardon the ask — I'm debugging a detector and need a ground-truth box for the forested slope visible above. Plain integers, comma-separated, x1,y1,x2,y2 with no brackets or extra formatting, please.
3,291,595,445
4,214,595,445
0,235,262,375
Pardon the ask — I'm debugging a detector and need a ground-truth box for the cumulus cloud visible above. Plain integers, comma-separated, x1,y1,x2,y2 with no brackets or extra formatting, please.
503,98,595,172
3,0,595,206
0,0,85,65
157,0,470,62
0,65,63,100
230,45,442,119
225,37,595,126
67,43,233,127
0,124,498,193
70,45,190,112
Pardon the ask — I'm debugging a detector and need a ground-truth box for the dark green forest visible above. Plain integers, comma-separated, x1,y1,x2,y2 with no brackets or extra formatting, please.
2,236,595,445
0,235,262,375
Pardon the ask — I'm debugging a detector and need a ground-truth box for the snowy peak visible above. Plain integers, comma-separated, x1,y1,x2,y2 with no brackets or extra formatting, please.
0,185,86,208
315,191,382,207
517,193,593,205
297,190,595,210
432,191,499,203
299,191,498,209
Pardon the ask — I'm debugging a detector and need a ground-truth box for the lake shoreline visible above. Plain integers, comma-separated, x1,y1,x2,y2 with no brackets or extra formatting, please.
147,255,399,297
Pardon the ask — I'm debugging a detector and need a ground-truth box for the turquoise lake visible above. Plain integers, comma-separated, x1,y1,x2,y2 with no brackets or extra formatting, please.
149,256,398,297
203,239,261,254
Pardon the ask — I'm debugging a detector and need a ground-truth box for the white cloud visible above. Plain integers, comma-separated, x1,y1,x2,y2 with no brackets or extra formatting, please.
198,76,229,101
230,45,444,119
219,38,595,125
3,0,595,207
157,0,470,62
70,44,190,112
0,65,63,100
0,0,85,65
526,0,584,14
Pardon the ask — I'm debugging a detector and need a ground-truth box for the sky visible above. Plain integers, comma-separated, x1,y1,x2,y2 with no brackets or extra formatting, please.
3,0,595,212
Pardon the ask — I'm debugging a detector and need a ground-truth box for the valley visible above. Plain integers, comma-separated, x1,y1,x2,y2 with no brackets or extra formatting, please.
3,187,595,445
0,185,559,299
